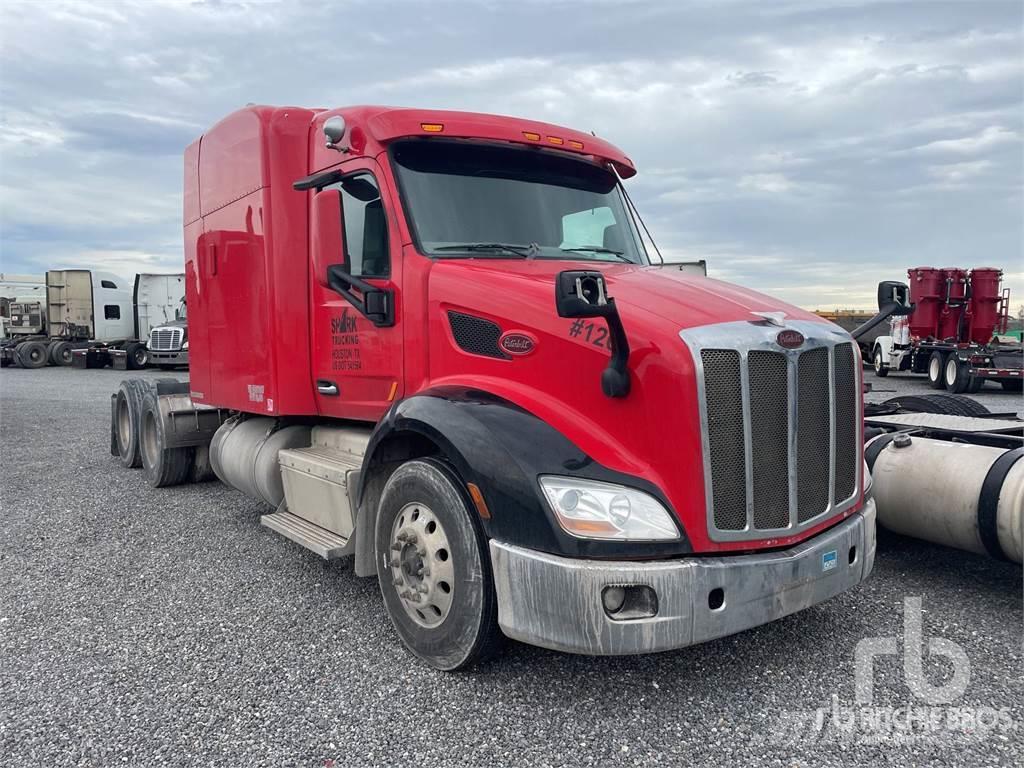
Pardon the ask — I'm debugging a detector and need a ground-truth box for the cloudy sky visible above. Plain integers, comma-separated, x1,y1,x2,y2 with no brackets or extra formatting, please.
1,0,1021,308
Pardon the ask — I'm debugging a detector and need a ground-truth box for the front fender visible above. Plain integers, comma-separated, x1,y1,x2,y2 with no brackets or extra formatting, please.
360,387,691,560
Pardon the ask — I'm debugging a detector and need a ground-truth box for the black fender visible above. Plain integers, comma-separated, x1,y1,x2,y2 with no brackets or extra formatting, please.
354,387,690,574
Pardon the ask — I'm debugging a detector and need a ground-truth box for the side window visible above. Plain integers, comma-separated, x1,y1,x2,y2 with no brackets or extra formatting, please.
328,174,389,277
561,207,620,251
100,279,117,289
104,305,120,320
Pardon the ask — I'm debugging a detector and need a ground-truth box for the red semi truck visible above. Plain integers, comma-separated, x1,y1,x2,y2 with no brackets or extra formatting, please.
112,105,877,670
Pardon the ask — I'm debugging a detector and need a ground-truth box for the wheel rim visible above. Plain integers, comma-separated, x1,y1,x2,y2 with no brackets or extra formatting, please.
929,357,940,381
134,348,146,365
874,352,882,372
945,358,957,386
142,410,159,468
388,502,455,628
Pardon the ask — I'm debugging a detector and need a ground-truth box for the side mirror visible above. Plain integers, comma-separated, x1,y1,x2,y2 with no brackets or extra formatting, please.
555,270,631,398
878,280,912,316
311,188,345,289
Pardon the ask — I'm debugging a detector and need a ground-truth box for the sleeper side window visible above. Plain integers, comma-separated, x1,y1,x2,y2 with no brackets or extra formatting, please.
326,173,389,278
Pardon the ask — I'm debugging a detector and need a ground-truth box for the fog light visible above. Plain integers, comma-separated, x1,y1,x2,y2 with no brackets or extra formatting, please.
602,586,626,614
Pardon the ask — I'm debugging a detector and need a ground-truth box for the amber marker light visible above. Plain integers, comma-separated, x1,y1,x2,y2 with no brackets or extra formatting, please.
420,123,444,132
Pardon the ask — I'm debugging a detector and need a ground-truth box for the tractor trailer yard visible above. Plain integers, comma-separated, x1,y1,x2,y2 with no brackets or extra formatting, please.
1,365,1020,767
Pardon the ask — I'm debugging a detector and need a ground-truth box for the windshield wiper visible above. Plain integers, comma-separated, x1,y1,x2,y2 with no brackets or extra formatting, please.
560,246,633,263
434,243,532,258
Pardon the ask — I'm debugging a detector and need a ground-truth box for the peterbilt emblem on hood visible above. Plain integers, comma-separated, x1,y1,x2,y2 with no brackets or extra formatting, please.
776,329,805,349
499,331,537,356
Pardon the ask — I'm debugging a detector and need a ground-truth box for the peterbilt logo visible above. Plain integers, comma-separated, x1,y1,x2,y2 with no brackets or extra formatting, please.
499,331,536,356
776,329,805,349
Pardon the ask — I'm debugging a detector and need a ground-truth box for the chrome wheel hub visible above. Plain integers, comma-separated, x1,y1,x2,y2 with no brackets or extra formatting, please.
388,502,455,627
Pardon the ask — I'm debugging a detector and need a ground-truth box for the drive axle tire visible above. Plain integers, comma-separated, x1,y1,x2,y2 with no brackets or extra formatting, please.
944,355,972,394
18,340,49,369
114,379,152,468
50,341,73,366
927,351,946,389
139,389,194,487
873,348,889,377
375,458,503,671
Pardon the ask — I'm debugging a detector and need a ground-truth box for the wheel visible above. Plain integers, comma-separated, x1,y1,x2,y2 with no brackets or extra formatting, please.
114,379,152,468
50,341,73,366
1001,380,1023,392
139,389,194,487
46,340,62,365
375,458,503,671
18,340,49,368
125,342,148,370
927,351,946,389
944,355,971,394
968,377,984,393
873,348,889,378
882,393,990,417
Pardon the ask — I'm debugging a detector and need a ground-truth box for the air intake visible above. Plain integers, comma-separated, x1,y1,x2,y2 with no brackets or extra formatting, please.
447,311,509,359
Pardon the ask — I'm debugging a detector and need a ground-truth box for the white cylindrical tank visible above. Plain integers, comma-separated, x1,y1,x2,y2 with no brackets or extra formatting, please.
210,418,312,507
869,435,1023,563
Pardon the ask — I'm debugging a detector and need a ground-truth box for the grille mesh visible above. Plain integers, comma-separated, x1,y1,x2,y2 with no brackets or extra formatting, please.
447,311,508,359
833,343,858,503
701,349,747,531
149,328,183,351
748,351,790,529
797,347,831,522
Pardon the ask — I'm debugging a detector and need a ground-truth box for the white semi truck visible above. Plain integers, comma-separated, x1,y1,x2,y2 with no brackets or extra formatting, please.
0,270,184,369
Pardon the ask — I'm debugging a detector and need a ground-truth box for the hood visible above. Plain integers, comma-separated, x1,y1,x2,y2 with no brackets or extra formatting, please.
430,259,824,330
152,319,187,330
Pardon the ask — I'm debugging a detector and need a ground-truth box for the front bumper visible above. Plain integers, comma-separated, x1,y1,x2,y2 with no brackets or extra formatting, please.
490,498,876,655
148,349,189,366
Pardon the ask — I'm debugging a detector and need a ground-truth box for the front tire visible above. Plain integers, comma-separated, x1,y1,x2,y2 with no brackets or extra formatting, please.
927,351,946,389
873,348,889,377
375,458,502,671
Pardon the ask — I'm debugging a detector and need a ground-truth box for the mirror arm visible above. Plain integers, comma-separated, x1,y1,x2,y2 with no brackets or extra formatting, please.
326,265,395,327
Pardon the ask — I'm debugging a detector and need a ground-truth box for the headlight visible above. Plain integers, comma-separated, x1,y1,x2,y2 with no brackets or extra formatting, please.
182,340,189,350
538,476,679,540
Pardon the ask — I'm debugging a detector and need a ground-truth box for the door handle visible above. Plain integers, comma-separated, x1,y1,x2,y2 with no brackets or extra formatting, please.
316,380,338,396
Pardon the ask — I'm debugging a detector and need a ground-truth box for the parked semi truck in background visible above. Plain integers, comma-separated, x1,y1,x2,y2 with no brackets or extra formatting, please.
145,298,189,369
0,270,184,369
110,105,877,670
870,266,1022,393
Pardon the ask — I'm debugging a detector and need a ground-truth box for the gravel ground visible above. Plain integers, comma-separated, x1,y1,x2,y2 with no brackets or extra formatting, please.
1,366,1021,767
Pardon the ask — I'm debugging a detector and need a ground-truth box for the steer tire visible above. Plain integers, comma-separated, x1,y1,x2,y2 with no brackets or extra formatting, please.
375,458,503,671
139,389,194,487
882,393,991,417
944,355,972,394
115,379,152,468
873,348,889,378
125,342,148,370
18,340,49,369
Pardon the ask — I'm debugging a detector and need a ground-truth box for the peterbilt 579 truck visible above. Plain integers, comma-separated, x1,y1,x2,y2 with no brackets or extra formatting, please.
110,105,877,670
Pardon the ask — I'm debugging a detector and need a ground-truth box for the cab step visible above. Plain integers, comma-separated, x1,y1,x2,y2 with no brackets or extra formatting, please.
260,511,350,559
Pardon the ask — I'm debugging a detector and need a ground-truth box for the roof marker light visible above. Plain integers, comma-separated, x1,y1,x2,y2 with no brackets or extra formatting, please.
568,139,585,150
420,123,444,132
547,136,564,145
522,131,541,141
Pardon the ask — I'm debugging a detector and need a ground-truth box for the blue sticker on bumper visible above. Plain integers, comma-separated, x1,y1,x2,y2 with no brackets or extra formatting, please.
822,550,838,571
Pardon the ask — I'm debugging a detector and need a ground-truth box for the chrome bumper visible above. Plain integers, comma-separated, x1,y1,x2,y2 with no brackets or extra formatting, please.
490,498,876,655
147,349,189,365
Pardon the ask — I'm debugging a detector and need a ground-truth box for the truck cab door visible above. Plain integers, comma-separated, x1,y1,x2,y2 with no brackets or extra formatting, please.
309,160,403,422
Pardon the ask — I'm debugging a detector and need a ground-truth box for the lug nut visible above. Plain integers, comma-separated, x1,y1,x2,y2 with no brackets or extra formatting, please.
390,542,402,551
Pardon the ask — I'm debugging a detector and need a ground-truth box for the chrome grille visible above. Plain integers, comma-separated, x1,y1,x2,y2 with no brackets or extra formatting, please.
682,320,862,542
700,350,746,531
149,328,183,351
797,347,831,522
748,351,790,529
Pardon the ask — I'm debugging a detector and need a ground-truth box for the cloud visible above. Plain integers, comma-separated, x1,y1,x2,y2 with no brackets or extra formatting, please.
0,0,1021,309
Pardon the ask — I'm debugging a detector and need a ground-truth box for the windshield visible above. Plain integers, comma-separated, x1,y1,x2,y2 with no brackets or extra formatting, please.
390,140,647,264
176,299,187,321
